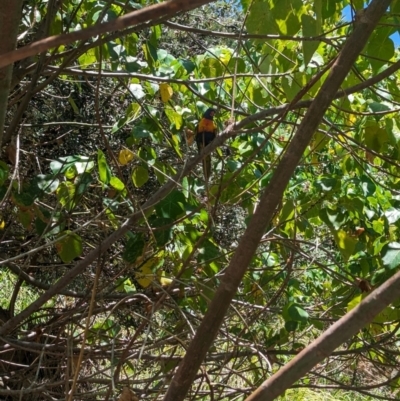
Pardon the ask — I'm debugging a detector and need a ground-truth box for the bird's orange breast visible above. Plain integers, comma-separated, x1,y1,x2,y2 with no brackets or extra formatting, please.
198,118,216,133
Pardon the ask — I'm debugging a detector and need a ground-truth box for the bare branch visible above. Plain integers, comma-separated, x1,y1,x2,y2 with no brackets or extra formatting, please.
0,0,216,70
163,1,392,400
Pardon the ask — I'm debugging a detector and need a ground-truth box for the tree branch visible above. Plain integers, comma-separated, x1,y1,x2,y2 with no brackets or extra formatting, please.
163,1,392,400
0,0,216,70
0,0,23,147
245,268,400,400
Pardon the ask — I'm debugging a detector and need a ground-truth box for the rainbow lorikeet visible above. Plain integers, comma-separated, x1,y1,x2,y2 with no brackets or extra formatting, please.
195,108,217,181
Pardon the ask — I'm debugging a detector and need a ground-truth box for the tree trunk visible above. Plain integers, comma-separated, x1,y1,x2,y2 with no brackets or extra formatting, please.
0,0,23,148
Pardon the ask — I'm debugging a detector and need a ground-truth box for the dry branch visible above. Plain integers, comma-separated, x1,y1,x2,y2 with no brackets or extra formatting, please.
0,0,216,70
163,1,392,400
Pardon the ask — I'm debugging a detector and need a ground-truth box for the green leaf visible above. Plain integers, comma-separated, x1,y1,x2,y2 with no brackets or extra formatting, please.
246,0,278,35
78,49,96,68
0,161,9,186
57,181,76,211
122,233,145,263
56,231,83,263
382,242,400,269
364,120,388,152
315,177,338,192
319,207,347,230
200,58,223,78
18,209,34,230
97,150,111,185
12,183,39,207
34,174,59,193
347,293,365,312
151,217,173,246
365,29,395,71
333,229,357,262
165,108,183,130
385,208,400,224
367,101,390,120
75,172,93,197
110,176,125,191
301,14,320,66
285,321,298,332
283,303,309,323
155,190,186,219
50,156,94,175
131,165,149,188
385,118,400,149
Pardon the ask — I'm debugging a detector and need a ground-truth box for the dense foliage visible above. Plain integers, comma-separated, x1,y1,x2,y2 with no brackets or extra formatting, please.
1,0,400,400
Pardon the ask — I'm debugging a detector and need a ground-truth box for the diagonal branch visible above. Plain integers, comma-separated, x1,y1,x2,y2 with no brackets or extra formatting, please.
245,268,400,401
162,1,392,401
0,0,216,70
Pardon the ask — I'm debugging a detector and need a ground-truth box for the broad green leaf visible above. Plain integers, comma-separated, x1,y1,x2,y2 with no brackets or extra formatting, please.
78,49,96,68
287,304,309,323
315,177,338,192
246,0,278,35
18,209,34,230
200,58,223,78
97,150,111,185
12,182,40,207
333,229,357,262
57,181,76,211
367,101,390,120
122,233,145,263
285,321,298,332
50,156,94,175
197,238,221,277
34,174,59,193
75,172,93,197
382,242,400,269
0,161,9,186
365,29,395,71
301,14,320,66
347,293,366,312
110,176,125,191
155,190,186,219
319,207,347,230
385,118,400,149
55,231,83,263
165,108,183,129
131,165,149,188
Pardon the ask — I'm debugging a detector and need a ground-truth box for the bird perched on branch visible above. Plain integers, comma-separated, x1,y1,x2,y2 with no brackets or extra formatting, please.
195,108,217,181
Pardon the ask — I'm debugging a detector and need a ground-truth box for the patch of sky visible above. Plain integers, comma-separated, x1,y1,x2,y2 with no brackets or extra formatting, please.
342,4,400,47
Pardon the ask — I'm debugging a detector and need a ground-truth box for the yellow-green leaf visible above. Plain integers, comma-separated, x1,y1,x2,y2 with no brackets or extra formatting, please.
131,165,149,188
118,149,134,165
56,231,83,263
160,83,173,103
333,229,357,262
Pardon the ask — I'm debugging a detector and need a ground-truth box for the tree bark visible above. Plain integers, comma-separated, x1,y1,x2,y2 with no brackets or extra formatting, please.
0,0,215,70
163,1,392,401
0,0,23,148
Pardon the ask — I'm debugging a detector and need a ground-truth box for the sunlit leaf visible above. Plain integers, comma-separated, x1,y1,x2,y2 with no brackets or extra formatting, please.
159,83,173,102
55,231,83,263
382,242,400,269
118,149,135,165
131,165,149,188
97,149,111,185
